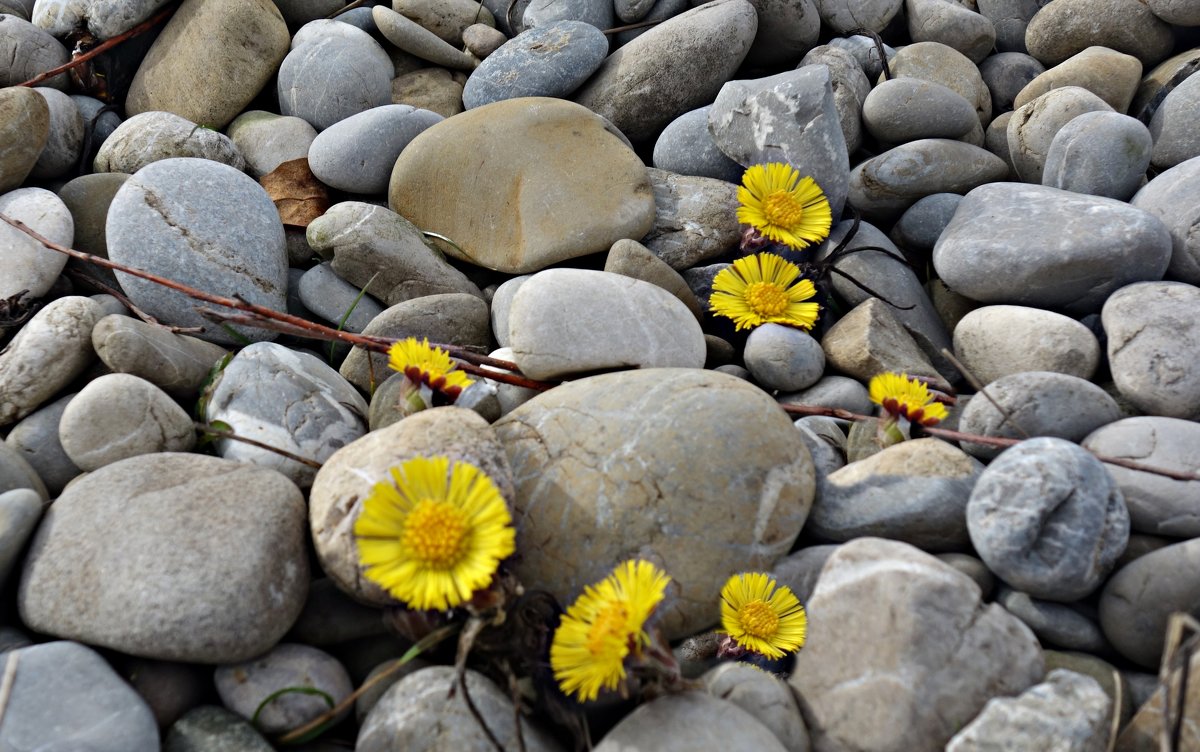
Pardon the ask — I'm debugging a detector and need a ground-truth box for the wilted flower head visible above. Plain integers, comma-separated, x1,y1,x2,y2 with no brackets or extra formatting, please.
737,163,833,251
550,560,672,702
868,372,948,426
354,456,516,611
709,252,821,332
387,337,473,398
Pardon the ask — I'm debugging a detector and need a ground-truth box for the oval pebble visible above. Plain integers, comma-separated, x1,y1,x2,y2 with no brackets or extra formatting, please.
308,104,441,194
463,21,609,109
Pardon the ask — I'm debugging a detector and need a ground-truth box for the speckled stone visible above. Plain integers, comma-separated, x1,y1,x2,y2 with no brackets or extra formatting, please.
463,21,609,109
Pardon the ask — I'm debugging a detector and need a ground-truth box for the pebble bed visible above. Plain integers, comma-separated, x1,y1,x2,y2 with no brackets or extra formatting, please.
1,0,1200,749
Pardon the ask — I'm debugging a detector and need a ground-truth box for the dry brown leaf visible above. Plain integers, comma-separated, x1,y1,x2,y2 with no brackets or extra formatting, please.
259,157,329,228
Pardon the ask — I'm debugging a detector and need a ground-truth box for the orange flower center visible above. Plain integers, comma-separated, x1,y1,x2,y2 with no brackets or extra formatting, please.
737,600,780,638
401,500,469,569
586,601,631,656
764,190,805,227
746,282,789,317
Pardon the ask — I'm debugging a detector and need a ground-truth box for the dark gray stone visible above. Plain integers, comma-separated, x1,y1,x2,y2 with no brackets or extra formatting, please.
996,587,1109,652
297,262,385,332
277,31,392,130
709,65,850,220
932,183,1172,314
958,371,1121,460
967,437,1129,602
1131,155,1200,284
743,0,819,68
1102,281,1200,421
308,105,442,193
976,0,1040,53
827,33,895,80
890,193,961,253
1099,537,1200,669
778,375,872,415
979,51,1045,113
215,643,353,734
106,158,288,344
813,0,900,33
770,543,839,603
652,106,744,183
1043,111,1151,200
848,139,1008,221
0,641,159,751
164,706,274,752
464,22,609,109
3,393,79,495
811,438,982,551
0,487,41,587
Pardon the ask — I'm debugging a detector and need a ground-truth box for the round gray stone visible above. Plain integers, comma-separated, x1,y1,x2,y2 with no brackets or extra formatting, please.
464,21,609,109
596,691,788,751
811,438,983,551
777,374,872,415
952,305,1101,384
995,587,1109,652
885,41,992,124
206,341,368,488
32,0,170,39
1007,86,1114,184
848,139,1008,221
215,643,353,735
890,192,961,254
932,183,1172,314
297,262,385,333
308,104,442,193
3,392,79,495
59,373,196,471
862,78,979,144
1043,111,1152,201
743,323,825,392
958,371,1121,460
522,0,611,31
359,667,563,752
1099,537,1200,669
163,706,274,752
277,32,393,130
1131,155,1200,284
1102,281,1200,420
0,186,73,300
17,453,309,663
225,110,318,178
106,157,288,345
979,51,1045,113
93,110,246,174
0,641,159,751
813,0,900,33
744,0,819,68
701,663,810,751
507,268,705,380
0,14,69,88
967,437,1129,602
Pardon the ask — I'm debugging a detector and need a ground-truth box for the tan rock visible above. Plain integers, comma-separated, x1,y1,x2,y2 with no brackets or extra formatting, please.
0,87,49,194
394,0,495,47
604,238,703,320
1014,46,1142,114
309,408,515,606
125,0,289,130
820,297,949,392
389,97,656,274
391,68,464,119
493,368,814,639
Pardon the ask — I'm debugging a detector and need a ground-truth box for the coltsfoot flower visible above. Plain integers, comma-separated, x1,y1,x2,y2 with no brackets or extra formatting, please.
719,572,807,660
387,337,473,398
709,252,821,331
868,372,948,426
737,163,833,250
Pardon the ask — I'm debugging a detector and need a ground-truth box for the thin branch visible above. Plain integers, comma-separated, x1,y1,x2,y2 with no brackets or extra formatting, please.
602,19,660,34
195,422,323,469
18,3,179,88
65,268,203,334
328,0,368,18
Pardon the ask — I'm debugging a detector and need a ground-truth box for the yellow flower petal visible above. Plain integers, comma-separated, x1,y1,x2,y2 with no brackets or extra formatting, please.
353,456,516,611
550,560,671,702
387,337,474,397
710,253,821,331
737,163,833,250
867,372,948,426
719,572,807,659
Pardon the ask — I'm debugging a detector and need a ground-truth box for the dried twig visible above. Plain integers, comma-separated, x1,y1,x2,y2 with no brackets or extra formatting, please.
940,349,1029,438
65,268,203,334
328,0,368,18
602,19,660,35
18,3,179,88
448,617,505,752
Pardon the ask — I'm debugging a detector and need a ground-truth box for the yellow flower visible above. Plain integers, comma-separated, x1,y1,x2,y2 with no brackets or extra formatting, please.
737,163,832,250
720,572,807,659
550,560,672,702
387,337,474,398
354,456,516,611
868,372,948,426
709,252,821,331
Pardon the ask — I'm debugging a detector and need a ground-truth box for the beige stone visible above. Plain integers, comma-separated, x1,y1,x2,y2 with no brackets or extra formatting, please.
309,408,514,606
389,97,656,274
394,0,495,47
494,368,814,639
391,68,464,119
1014,46,1142,114
125,0,289,129
0,87,49,194
820,297,950,392
604,238,703,320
